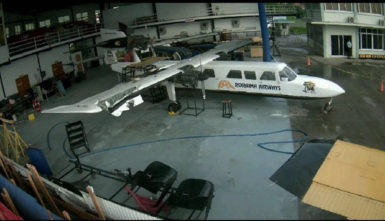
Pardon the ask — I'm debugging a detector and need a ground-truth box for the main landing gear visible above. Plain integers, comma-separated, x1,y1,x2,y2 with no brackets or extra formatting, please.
323,98,333,114
168,101,181,115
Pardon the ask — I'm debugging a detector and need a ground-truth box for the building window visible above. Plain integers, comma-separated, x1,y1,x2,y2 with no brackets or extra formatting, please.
25,23,35,31
5,27,9,38
359,28,385,50
58,15,70,23
371,3,383,15
325,3,352,11
39,19,51,28
76,12,89,22
325,3,339,10
95,10,101,24
226,70,242,79
14,25,21,35
244,71,256,80
260,71,276,81
359,3,383,14
339,3,352,11
359,3,371,13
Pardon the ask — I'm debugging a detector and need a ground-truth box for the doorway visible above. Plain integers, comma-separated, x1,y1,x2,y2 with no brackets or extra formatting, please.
331,35,352,56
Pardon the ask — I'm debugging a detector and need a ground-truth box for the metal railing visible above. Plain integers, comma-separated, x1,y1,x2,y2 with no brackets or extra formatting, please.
265,3,298,15
8,23,102,57
132,4,298,26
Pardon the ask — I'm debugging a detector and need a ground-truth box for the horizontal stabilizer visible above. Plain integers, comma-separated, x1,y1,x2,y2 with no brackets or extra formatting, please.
41,104,102,114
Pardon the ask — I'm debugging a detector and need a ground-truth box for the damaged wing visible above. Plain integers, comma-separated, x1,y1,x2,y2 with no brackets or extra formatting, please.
42,40,252,116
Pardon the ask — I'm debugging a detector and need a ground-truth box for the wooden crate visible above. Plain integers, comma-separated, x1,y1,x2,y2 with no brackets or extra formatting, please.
250,46,263,58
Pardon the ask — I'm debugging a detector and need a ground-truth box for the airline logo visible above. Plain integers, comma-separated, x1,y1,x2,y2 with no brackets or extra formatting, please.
218,80,235,89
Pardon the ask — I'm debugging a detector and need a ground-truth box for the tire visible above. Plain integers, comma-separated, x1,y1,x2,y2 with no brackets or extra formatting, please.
323,102,333,114
168,102,179,113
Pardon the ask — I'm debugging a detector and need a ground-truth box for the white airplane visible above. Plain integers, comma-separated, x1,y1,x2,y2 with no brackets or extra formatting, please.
42,37,345,117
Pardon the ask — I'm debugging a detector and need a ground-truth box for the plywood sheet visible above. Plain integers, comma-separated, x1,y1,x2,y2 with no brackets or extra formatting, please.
313,140,385,202
303,182,385,220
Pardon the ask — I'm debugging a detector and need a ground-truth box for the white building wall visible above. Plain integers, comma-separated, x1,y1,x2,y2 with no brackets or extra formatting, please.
356,14,385,26
155,3,209,20
214,17,260,31
159,22,210,39
0,43,75,99
211,3,258,15
323,25,356,58
323,11,354,23
103,3,153,29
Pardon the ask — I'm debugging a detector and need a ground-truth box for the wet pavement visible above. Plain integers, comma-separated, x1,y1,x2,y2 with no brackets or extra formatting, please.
277,35,385,219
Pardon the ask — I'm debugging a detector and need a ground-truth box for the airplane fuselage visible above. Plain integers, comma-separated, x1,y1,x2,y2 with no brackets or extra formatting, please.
170,60,345,99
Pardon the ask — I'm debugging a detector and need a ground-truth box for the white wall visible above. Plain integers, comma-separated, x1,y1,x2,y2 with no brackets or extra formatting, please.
0,42,80,99
214,17,260,31
159,21,212,38
156,3,209,21
324,25,356,58
324,11,354,23
356,14,385,26
103,3,153,29
0,3,9,65
211,3,258,15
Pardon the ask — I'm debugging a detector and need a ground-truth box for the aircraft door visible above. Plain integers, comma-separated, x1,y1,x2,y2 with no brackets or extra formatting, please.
258,71,281,95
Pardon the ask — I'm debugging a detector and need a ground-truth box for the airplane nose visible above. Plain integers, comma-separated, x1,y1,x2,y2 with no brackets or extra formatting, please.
331,82,345,96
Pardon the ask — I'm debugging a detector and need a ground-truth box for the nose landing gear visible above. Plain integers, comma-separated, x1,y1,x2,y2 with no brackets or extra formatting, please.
168,101,181,115
323,98,333,114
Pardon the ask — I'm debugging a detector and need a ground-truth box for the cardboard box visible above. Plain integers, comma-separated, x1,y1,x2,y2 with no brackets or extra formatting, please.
303,140,385,220
250,46,263,58
252,36,262,43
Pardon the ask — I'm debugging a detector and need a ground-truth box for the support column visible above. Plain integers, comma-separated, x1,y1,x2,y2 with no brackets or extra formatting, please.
258,3,271,62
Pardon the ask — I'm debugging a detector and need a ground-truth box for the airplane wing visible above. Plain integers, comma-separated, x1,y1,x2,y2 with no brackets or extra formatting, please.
42,40,252,117
152,33,219,46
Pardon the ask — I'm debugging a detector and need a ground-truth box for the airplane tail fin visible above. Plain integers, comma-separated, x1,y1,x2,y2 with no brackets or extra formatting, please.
104,49,118,65
132,49,141,63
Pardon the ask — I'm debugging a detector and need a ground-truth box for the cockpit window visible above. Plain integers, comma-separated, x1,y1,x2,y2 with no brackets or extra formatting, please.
279,67,297,81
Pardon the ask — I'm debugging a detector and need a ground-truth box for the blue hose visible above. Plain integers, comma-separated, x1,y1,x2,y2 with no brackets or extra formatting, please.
47,122,307,160
46,121,73,159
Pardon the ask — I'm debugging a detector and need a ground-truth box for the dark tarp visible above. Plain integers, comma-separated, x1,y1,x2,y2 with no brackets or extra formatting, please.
269,139,335,199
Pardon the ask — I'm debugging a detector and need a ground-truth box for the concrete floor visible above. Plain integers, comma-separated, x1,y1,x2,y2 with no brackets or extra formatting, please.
12,35,385,219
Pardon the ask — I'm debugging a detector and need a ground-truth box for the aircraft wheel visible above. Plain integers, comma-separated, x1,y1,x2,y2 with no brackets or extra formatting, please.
168,102,179,113
323,101,333,114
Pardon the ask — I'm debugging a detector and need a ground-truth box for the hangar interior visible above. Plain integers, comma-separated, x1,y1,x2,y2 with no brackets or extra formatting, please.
0,2,383,220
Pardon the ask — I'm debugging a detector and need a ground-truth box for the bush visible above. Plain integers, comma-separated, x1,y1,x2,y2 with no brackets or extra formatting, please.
290,27,307,35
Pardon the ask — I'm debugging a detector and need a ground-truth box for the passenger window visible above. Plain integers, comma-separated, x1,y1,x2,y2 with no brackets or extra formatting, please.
227,70,242,79
260,71,276,81
203,69,215,78
244,71,256,80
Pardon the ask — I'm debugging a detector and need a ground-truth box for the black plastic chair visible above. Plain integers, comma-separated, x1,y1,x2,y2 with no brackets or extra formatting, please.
163,178,215,220
127,161,178,207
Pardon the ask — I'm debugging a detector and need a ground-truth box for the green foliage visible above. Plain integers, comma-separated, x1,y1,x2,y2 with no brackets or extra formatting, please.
290,26,307,35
